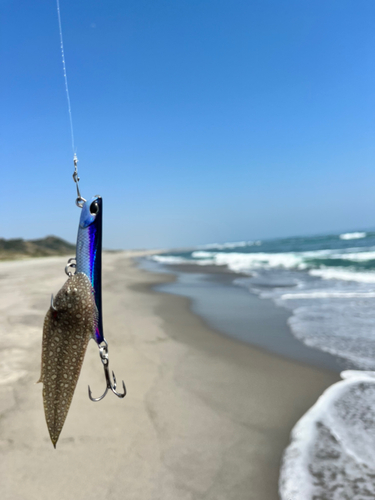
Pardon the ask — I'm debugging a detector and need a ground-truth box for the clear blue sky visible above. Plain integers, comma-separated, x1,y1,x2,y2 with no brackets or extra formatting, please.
1,0,375,249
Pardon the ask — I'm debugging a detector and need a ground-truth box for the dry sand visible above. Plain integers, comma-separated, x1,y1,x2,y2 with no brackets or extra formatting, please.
0,253,339,500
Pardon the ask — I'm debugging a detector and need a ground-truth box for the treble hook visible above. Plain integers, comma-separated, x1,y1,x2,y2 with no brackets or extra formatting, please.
88,339,126,402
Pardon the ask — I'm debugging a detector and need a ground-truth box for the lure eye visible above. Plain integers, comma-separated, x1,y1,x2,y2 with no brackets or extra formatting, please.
90,201,99,215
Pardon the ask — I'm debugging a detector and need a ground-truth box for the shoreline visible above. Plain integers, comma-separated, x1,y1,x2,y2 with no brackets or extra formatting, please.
139,257,345,373
132,256,341,498
1,252,340,500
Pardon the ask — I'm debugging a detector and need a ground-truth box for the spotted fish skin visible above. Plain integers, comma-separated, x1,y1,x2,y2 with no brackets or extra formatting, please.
39,272,98,447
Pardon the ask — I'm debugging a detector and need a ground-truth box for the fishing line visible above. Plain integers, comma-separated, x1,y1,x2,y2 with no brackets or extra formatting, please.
56,0,84,207
56,0,75,157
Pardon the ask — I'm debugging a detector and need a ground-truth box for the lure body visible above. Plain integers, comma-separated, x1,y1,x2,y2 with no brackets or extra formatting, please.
76,196,104,344
39,273,98,447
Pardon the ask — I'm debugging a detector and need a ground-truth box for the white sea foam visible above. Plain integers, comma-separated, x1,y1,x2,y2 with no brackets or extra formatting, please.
341,370,375,380
329,250,375,261
153,245,375,277
199,241,249,249
279,371,375,500
153,250,310,272
281,291,375,299
204,240,262,249
151,255,192,265
189,249,372,273
288,299,375,369
190,251,308,272
151,254,219,266
310,268,375,283
340,232,367,240
240,268,375,370
155,247,375,275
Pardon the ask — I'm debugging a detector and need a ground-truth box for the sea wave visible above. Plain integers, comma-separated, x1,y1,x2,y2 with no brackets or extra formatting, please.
340,232,367,240
281,291,375,299
287,301,375,369
240,270,375,370
279,371,375,500
198,240,262,250
310,268,375,283
189,250,334,272
150,232,375,369
152,245,375,279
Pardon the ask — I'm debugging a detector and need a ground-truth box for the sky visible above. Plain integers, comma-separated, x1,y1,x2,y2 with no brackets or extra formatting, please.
1,0,375,249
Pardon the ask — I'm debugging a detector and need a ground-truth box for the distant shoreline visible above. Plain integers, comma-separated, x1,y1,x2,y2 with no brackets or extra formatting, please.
0,236,166,261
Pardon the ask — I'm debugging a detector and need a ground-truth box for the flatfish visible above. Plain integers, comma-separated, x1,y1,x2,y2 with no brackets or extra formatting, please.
38,272,98,447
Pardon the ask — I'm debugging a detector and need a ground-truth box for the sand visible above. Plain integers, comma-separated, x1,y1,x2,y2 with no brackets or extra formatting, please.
0,253,339,500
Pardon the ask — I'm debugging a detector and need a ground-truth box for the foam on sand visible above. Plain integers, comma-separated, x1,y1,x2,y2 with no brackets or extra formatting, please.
279,370,375,500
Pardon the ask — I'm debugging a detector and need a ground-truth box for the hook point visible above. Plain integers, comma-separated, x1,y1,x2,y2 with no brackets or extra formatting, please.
51,294,57,312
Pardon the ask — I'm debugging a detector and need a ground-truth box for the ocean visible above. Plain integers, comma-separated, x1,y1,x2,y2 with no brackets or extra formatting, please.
149,230,375,500
152,230,375,370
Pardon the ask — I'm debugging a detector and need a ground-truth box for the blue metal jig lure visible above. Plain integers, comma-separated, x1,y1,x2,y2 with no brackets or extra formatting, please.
75,193,126,401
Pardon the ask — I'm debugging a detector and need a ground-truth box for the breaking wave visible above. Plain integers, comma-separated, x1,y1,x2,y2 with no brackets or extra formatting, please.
340,231,366,240
279,371,375,500
151,230,375,369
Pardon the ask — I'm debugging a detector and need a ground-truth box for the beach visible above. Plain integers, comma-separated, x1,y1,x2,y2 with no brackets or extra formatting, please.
0,252,339,500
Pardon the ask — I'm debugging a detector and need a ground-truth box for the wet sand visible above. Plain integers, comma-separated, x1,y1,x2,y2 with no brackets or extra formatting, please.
0,253,339,500
141,258,344,373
